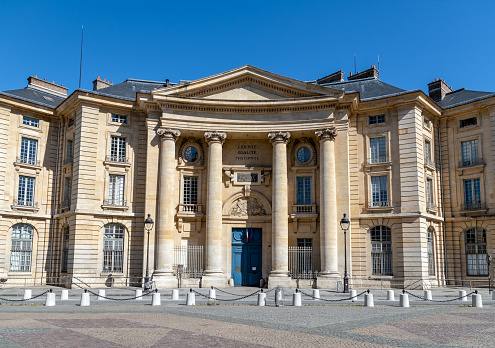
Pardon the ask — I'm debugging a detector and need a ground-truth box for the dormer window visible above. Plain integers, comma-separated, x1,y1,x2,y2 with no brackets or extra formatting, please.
111,114,128,124
369,114,385,125
22,116,39,128
460,117,477,128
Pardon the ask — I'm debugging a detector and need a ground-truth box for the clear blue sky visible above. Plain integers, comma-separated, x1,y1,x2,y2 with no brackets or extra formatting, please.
1,0,493,95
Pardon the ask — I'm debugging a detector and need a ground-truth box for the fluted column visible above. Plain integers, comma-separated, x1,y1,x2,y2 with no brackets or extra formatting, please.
154,128,180,288
203,131,227,283
268,131,291,282
316,127,339,279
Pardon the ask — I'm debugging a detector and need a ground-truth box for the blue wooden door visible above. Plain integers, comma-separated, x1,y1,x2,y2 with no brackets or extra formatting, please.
231,228,262,286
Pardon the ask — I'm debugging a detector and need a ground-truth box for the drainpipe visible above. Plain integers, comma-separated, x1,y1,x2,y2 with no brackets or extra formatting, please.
48,119,61,283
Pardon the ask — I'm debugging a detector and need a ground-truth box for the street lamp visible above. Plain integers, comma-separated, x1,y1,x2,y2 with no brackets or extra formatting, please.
340,213,350,293
144,214,154,290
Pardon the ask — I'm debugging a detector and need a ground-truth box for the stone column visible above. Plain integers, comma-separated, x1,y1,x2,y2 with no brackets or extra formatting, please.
154,128,180,288
202,131,227,287
315,127,340,288
268,131,293,287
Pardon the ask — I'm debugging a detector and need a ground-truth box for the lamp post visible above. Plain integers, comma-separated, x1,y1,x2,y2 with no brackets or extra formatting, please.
340,213,350,293
144,214,154,290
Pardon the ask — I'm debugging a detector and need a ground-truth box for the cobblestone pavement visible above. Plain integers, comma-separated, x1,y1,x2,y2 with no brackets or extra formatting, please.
0,287,494,347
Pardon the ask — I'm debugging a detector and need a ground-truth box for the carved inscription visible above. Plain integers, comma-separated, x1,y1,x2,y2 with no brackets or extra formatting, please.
236,144,259,161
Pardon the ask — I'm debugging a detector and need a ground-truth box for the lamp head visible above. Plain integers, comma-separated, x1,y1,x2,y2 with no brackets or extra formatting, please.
144,214,154,230
340,213,350,230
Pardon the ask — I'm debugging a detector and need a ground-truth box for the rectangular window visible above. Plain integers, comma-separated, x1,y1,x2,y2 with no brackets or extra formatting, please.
424,118,430,128
22,116,39,127
62,226,70,273
464,178,481,210
107,175,125,206
20,138,38,165
460,117,477,128
369,114,385,125
461,139,479,167
64,177,71,206
424,140,431,161
67,118,75,128
110,136,126,162
183,176,198,205
296,177,312,205
426,178,433,205
111,114,128,124
371,176,388,207
17,176,35,207
369,137,386,163
66,140,73,160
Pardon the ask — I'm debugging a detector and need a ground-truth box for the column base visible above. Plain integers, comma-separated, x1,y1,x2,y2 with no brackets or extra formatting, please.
316,274,342,290
268,274,294,288
152,273,177,289
201,273,227,288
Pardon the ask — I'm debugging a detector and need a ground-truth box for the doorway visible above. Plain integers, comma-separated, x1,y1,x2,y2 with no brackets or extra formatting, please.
231,228,262,286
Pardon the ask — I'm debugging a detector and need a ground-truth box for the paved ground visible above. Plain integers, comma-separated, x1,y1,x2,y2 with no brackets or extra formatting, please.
0,287,494,347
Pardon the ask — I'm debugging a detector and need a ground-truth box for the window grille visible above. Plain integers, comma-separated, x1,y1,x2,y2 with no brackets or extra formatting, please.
103,224,124,273
17,176,35,207
183,176,198,205
426,179,433,205
10,224,33,272
108,175,125,206
62,226,70,273
369,137,387,163
465,227,487,276
424,140,431,162
371,226,392,275
64,177,71,206
20,138,37,165
288,239,318,279
463,178,481,210
22,116,39,127
110,136,127,162
371,176,388,207
66,140,73,161
296,177,311,205
369,114,385,125
427,228,435,276
111,114,128,124
461,140,479,167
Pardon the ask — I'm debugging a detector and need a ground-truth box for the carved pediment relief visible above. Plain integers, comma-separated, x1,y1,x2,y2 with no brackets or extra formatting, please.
223,190,272,217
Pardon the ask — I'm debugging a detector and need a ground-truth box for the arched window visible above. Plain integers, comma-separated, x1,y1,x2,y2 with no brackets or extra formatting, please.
427,227,435,276
371,226,392,275
465,227,487,276
103,224,125,273
10,224,33,272
61,225,70,273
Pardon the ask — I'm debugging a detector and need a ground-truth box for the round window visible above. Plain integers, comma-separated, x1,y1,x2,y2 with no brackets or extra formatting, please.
184,146,199,163
297,146,311,164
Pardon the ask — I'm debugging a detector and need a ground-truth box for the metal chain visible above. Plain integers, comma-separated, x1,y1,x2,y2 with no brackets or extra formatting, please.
0,290,50,302
85,289,155,301
403,290,477,303
192,289,261,302
298,289,368,302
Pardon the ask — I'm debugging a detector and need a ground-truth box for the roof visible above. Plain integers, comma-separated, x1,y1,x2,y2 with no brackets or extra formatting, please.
89,78,173,101
320,77,406,101
0,86,65,108
436,88,495,109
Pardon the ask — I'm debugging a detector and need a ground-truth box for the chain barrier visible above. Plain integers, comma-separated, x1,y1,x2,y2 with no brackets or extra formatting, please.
85,289,156,301
192,289,261,302
0,289,50,302
212,286,275,296
298,289,368,302
403,290,478,303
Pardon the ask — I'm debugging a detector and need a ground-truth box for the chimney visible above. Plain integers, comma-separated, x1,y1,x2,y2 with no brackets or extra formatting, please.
316,70,344,84
347,65,379,81
92,76,112,91
427,78,453,101
27,76,68,97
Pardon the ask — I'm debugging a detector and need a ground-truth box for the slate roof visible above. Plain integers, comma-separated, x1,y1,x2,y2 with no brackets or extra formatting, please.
88,78,173,101
436,88,495,109
320,77,407,101
0,86,65,108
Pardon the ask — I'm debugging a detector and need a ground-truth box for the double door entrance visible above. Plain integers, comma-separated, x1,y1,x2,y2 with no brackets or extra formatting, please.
231,228,262,286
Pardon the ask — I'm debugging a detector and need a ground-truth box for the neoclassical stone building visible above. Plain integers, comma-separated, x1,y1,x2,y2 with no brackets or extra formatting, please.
0,65,494,289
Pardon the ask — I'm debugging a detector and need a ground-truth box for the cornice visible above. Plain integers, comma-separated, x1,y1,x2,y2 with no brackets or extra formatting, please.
56,90,137,115
359,90,442,116
0,95,55,116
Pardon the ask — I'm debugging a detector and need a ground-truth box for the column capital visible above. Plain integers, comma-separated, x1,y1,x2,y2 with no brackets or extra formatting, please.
204,131,227,144
268,131,291,144
315,127,338,141
157,128,181,142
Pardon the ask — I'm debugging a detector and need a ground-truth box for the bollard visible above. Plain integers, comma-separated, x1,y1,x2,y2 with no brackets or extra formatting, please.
186,289,196,306
80,290,90,306
350,289,357,302
23,289,32,300
45,289,56,307
472,293,482,308
424,290,432,301
293,290,302,307
60,289,69,300
135,289,143,300
387,290,395,301
257,292,266,306
151,292,161,306
459,290,468,302
209,288,216,300
171,289,179,300
492,291,495,301
312,289,320,300
400,293,409,307
97,289,106,300
364,293,374,307
275,286,284,307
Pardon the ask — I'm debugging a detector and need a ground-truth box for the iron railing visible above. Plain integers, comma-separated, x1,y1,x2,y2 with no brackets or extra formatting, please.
366,156,390,165
425,158,436,168
63,156,73,166
368,201,391,208
105,155,129,163
16,157,40,167
103,199,127,207
61,199,70,209
459,158,483,168
427,202,437,211
13,199,38,208
464,201,483,211
288,246,319,279
173,245,204,278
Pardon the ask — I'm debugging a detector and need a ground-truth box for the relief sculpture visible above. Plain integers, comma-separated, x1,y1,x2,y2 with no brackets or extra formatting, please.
230,198,267,216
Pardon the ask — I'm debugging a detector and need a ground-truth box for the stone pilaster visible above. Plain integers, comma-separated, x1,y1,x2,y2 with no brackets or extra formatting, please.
268,131,293,288
153,127,180,289
315,128,341,289
202,131,227,288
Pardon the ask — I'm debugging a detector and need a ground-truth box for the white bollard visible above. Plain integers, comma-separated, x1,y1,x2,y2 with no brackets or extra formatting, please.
23,289,32,300
387,290,395,301
171,289,179,300
45,291,56,307
350,289,357,302
186,291,196,306
400,293,409,307
257,292,266,306
60,289,69,300
472,293,482,308
209,289,216,300
424,290,432,301
97,289,106,300
151,292,161,306
364,293,374,307
135,289,143,300
312,289,320,300
293,291,302,306
459,290,468,302
80,292,90,306
492,291,495,301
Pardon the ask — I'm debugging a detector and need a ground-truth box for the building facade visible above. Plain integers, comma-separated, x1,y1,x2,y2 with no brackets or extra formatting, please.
0,65,494,289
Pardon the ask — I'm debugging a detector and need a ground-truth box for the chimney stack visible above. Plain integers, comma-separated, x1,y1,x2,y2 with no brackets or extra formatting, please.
27,76,68,97
92,76,112,91
427,78,452,101
316,70,345,84
348,65,379,81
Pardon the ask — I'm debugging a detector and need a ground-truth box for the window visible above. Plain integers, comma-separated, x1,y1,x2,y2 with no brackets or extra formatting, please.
22,116,39,127
10,224,33,272
371,176,388,207
17,176,35,207
424,118,430,129
107,174,125,206
427,228,435,276
465,227,487,276
103,224,124,273
296,177,311,205
109,136,126,162
66,140,73,161
369,114,385,125
369,137,387,163
461,139,479,167
183,176,198,205
460,117,477,128
67,118,75,128
184,146,198,163
371,226,392,275
424,140,432,163
62,226,70,273
111,114,128,124
463,178,481,210
63,177,71,207
20,138,38,165
297,147,311,164
426,178,433,208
